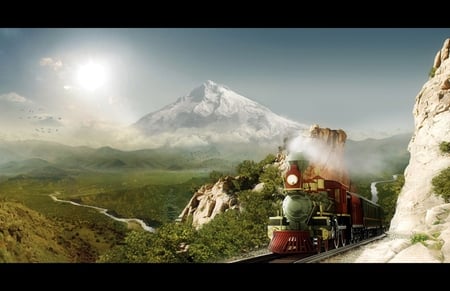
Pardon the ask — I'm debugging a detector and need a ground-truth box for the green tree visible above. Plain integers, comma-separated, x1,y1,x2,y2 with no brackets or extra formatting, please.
235,160,260,189
145,222,196,263
376,175,405,226
259,164,284,198
257,153,277,168
189,190,277,262
99,222,196,263
98,230,154,263
209,170,224,182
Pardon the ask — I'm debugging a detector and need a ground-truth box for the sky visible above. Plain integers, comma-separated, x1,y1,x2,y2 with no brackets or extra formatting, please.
0,28,449,147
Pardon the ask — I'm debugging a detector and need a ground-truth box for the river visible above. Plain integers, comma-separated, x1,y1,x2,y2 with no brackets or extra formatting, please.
49,194,155,233
370,174,398,203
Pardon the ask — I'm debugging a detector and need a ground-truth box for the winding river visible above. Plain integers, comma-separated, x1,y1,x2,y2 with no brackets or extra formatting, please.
49,194,155,233
370,174,398,203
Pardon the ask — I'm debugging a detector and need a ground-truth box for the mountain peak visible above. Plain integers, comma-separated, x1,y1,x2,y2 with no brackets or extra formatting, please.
204,80,218,87
133,81,308,144
188,80,229,103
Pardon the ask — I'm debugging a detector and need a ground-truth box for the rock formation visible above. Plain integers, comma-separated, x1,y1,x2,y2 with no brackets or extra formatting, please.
389,38,450,236
178,152,287,230
178,176,239,229
306,124,349,185
289,124,350,187
356,38,450,262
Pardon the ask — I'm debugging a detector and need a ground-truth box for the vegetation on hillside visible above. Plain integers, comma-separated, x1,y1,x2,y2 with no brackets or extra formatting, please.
0,201,71,262
99,145,409,263
0,135,409,262
0,169,208,262
432,167,450,202
375,174,405,226
99,154,282,263
439,141,450,154
430,141,450,203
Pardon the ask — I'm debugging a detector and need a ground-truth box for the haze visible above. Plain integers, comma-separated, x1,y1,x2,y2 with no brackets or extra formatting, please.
1,28,449,148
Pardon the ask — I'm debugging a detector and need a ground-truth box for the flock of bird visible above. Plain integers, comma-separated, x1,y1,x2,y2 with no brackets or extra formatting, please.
17,107,63,136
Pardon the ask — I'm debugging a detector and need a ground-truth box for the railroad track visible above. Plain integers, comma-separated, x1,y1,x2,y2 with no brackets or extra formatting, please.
229,234,386,263
227,253,283,263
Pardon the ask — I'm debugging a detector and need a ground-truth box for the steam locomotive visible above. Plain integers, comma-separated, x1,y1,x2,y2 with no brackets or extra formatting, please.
267,154,385,254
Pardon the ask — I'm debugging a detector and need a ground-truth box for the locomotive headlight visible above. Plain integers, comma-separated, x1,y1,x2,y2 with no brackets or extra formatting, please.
286,174,299,186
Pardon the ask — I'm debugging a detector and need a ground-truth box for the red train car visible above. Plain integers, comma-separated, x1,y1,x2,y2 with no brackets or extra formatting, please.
267,159,385,254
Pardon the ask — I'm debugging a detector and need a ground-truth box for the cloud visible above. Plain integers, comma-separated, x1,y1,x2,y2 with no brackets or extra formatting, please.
39,57,63,71
0,92,30,103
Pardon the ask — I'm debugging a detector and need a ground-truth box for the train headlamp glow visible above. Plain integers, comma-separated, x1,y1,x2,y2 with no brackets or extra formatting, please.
286,174,299,186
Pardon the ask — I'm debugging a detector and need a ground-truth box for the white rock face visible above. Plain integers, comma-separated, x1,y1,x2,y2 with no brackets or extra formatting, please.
178,176,239,229
390,38,450,235
356,38,450,263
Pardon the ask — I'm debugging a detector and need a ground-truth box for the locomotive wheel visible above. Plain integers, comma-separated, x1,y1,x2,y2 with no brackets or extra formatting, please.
340,230,346,247
333,228,340,249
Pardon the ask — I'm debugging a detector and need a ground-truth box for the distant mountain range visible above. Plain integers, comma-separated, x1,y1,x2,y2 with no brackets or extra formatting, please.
0,80,412,178
345,133,411,176
0,140,237,176
0,133,411,178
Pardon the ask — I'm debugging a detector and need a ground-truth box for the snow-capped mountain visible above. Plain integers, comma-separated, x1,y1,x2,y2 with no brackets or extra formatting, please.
132,80,308,146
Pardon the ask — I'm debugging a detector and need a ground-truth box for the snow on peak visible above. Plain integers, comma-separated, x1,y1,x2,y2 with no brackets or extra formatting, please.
185,80,269,118
133,80,308,144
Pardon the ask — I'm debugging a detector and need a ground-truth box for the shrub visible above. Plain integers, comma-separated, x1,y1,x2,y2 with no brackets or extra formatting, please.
439,141,450,154
432,167,450,202
235,160,260,189
209,170,224,183
411,233,429,245
429,66,436,78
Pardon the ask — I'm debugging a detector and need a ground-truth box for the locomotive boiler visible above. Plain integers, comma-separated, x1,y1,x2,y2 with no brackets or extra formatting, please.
267,131,385,254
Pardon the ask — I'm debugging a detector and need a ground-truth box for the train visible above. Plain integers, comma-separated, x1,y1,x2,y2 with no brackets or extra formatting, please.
267,153,385,254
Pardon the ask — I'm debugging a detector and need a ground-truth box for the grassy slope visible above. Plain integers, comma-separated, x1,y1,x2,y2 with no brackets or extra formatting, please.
0,201,71,262
0,178,129,262
0,169,209,262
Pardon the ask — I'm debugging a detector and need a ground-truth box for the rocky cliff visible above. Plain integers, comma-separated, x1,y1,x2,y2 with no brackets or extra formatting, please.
178,176,240,229
303,124,350,186
355,38,450,262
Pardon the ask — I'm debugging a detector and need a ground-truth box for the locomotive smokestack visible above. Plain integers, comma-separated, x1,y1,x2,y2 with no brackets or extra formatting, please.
286,152,309,172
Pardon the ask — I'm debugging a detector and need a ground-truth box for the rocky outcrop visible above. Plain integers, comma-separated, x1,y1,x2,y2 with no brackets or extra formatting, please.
178,176,239,229
287,124,350,185
305,124,350,185
178,152,287,230
356,38,450,262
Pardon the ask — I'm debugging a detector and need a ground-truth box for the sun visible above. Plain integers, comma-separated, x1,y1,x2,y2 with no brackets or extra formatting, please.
77,61,107,91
